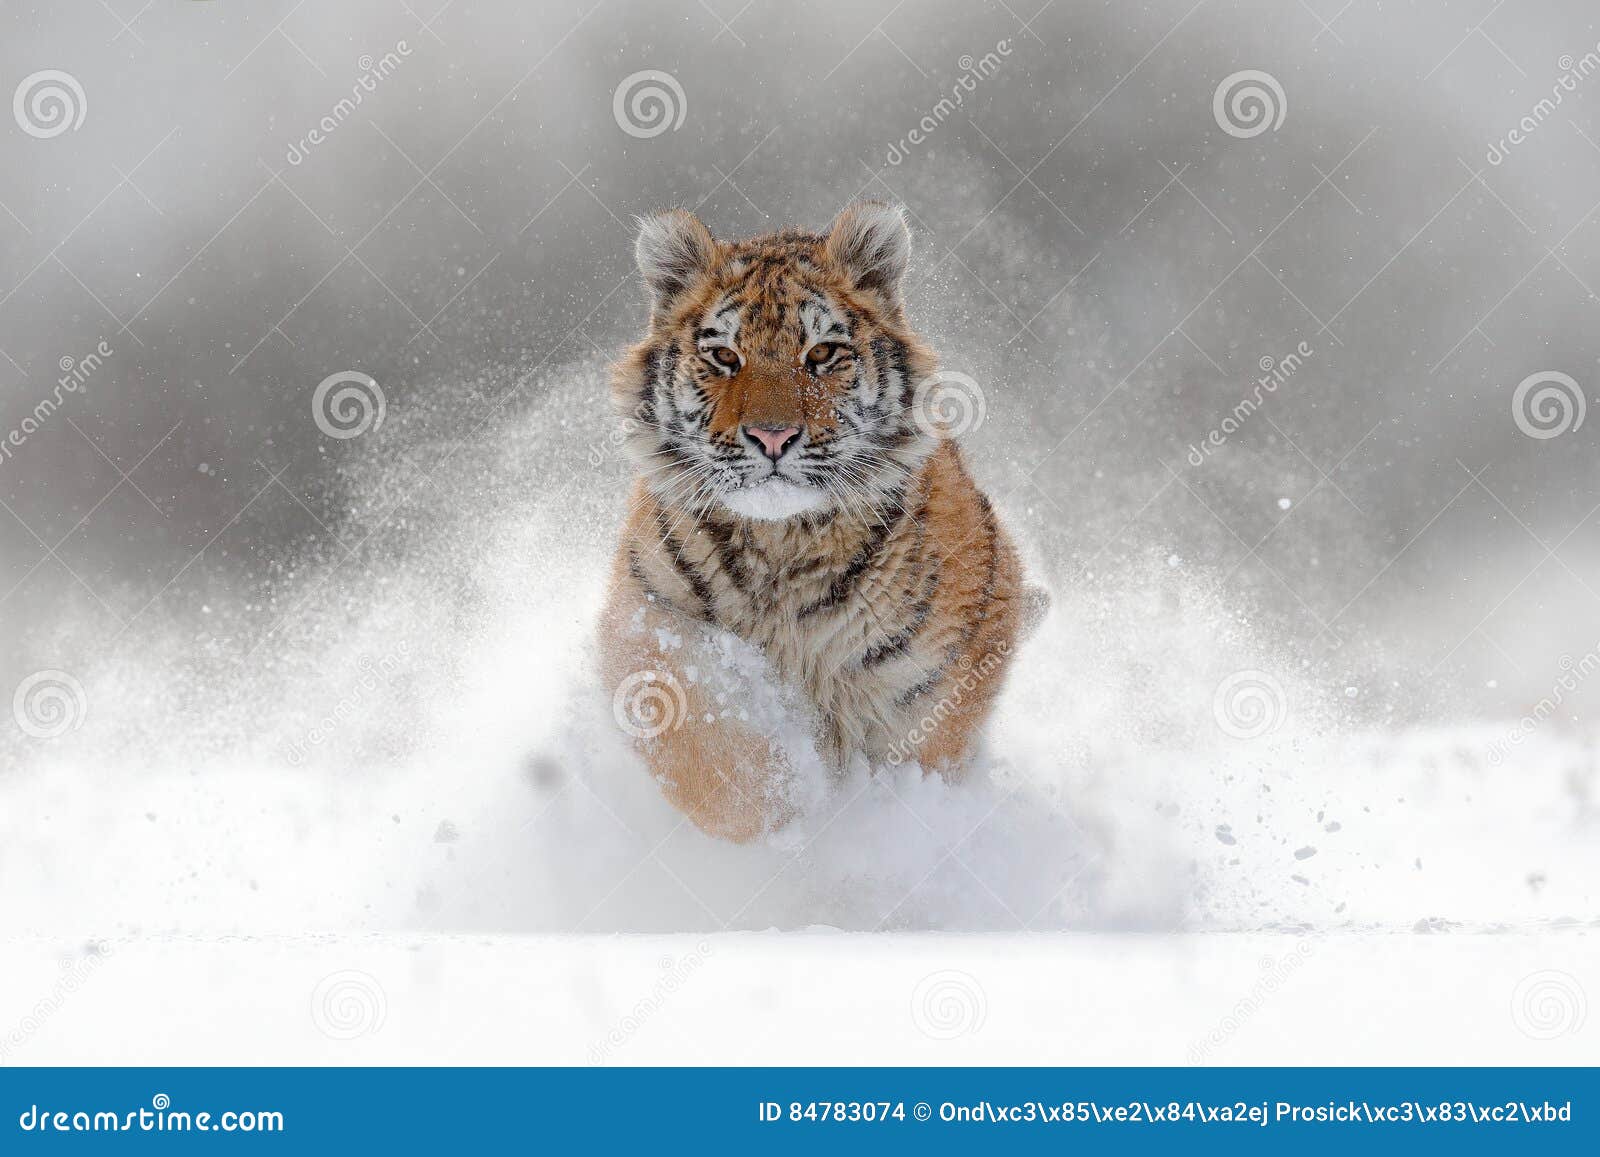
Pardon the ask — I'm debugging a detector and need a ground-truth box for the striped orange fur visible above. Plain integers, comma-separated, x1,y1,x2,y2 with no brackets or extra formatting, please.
599,203,1034,841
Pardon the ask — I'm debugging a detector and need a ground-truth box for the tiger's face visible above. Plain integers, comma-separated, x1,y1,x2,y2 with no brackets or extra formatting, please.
614,203,938,522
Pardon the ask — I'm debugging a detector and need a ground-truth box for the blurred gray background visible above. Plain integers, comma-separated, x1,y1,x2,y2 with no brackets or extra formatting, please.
2,0,1598,728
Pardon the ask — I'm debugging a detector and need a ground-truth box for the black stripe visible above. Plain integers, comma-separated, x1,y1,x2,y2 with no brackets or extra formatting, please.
625,342,662,423
869,336,893,399
862,565,939,668
626,549,656,596
701,517,752,594
657,343,680,391
653,509,716,622
638,339,662,379
797,508,836,533
628,550,698,620
868,336,910,410
895,665,948,707
877,423,917,453
973,493,999,626
783,551,836,582
890,482,956,700
796,510,902,620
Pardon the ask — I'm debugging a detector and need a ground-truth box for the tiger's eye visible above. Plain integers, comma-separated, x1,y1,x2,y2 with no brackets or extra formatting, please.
806,343,835,366
712,347,740,369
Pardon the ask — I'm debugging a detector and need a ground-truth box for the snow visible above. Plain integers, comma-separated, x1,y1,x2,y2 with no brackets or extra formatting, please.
4,0,1600,1063
1,352,1595,1072
2,931,1593,1065
1,380,1595,939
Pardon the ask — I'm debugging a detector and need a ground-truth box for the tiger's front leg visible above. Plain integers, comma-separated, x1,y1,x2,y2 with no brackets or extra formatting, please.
598,574,805,843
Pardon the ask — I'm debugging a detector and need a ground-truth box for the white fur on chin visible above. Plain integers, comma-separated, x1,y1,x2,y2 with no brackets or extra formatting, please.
719,478,829,521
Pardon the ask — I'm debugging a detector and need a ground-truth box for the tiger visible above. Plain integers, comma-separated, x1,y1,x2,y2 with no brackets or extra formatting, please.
599,202,1039,842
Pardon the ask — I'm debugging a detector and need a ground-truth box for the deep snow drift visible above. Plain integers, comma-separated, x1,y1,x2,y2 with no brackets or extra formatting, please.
3,357,1595,939
3,0,1599,945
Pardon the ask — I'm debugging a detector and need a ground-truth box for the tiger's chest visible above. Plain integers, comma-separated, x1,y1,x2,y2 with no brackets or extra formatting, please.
703,522,949,760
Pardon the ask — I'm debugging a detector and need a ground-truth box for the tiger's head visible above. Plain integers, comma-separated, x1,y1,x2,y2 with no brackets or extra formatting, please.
613,203,938,523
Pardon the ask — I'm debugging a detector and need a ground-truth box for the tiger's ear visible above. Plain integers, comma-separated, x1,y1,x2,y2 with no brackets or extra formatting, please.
824,201,911,307
635,209,717,317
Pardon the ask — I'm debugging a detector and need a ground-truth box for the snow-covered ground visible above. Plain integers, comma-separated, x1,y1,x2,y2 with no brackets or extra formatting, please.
4,403,1596,939
3,931,1594,1066
3,357,1596,1066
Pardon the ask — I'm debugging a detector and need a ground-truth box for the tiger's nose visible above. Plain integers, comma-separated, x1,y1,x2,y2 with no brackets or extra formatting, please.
743,425,801,461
